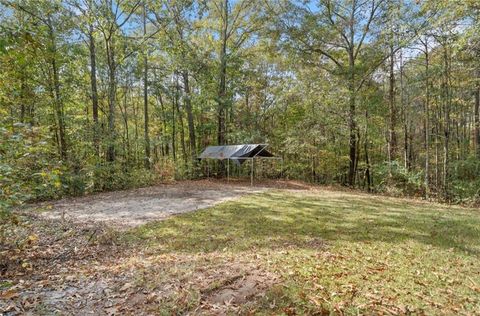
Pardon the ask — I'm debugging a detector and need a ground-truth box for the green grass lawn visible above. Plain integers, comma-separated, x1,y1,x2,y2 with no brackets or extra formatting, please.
126,189,480,314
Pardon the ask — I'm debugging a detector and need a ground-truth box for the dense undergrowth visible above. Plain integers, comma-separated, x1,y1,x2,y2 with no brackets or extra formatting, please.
2,124,480,227
2,124,480,232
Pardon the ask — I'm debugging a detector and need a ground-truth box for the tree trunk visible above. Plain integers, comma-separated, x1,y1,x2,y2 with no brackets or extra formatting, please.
143,2,151,169
133,87,140,164
365,109,371,192
435,113,440,189
388,43,397,164
106,36,116,163
157,92,169,157
443,44,451,198
121,81,130,163
88,25,100,157
182,71,197,162
400,51,410,170
424,40,430,198
347,54,357,187
20,70,26,123
48,21,67,160
176,91,187,166
172,76,177,162
475,69,480,158
217,0,228,146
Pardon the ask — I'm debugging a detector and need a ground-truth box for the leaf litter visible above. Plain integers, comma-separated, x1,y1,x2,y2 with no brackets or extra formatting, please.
2,183,480,315
1,213,279,315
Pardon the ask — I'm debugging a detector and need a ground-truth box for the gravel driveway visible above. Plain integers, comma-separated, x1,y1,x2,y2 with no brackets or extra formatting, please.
37,180,265,228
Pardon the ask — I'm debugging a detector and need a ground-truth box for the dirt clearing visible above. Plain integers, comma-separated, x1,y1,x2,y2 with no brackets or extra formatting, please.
35,180,266,228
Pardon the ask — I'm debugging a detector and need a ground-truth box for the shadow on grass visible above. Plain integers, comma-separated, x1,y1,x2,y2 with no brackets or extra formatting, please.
126,191,480,255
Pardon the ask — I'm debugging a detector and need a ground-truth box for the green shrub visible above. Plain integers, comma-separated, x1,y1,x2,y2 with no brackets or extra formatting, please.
0,125,60,207
449,157,480,204
372,161,424,196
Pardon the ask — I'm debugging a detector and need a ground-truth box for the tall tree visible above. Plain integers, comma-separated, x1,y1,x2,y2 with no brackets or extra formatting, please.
207,0,264,146
475,70,480,158
279,0,389,186
96,0,140,163
143,1,150,168
6,0,70,160
67,0,101,156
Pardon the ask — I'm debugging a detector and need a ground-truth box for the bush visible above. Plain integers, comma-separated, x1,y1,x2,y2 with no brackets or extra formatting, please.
372,161,424,196
449,157,480,204
89,163,159,192
0,125,60,207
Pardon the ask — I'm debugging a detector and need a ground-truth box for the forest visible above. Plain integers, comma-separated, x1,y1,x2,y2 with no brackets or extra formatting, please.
1,0,480,212
2,1,480,314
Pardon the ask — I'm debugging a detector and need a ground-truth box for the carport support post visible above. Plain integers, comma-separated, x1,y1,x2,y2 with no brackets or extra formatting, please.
227,159,230,182
281,157,284,179
250,158,254,186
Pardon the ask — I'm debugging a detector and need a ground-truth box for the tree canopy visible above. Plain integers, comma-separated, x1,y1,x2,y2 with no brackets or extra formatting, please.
1,0,480,214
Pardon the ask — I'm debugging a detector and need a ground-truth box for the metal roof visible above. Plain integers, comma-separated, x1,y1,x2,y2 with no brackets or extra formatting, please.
198,144,274,164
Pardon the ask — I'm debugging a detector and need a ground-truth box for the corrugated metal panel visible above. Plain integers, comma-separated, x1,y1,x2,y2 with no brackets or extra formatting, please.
198,144,273,160
198,145,245,159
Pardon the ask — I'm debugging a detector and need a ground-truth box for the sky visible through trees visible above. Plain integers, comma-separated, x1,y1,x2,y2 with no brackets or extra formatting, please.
1,0,480,211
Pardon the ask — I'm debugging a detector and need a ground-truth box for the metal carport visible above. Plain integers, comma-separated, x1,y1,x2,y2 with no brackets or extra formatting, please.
198,144,281,185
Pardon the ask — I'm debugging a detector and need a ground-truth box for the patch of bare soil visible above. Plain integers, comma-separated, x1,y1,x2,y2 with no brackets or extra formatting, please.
2,180,329,314
32,180,266,228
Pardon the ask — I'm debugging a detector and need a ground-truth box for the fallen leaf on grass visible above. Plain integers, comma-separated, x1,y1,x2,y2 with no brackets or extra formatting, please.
119,282,133,292
0,289,19,299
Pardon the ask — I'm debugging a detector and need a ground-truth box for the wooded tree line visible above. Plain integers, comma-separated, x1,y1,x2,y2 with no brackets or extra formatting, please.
1,0,480,210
